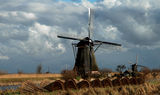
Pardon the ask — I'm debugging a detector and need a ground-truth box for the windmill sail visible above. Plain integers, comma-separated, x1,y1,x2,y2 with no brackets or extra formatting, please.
88,8,93,39
57,35,82,41
94,40,121,46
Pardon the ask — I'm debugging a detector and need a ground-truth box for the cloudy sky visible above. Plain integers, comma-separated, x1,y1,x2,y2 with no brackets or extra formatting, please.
0,0,160,73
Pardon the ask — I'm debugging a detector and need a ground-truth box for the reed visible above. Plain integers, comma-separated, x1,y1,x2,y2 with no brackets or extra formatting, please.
0,73,160,95
1,83,160,95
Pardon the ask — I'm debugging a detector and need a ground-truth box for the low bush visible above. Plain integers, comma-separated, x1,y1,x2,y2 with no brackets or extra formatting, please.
99,68,112,78
61,70,77,80
152,69,160,73
140,67,151,75
0,70,8,75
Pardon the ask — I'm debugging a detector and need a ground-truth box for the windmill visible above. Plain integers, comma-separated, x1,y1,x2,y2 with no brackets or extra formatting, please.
57,8,121,78
128,55,147,73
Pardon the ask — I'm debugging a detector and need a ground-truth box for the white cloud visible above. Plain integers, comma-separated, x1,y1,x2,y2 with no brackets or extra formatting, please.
82,0,94,8
0,11,37,21
0,55,9,60
56,43,66,53
104,25,121,40
31,22,50,36
27,2,48,12
23,22,66,56
102,0,122,8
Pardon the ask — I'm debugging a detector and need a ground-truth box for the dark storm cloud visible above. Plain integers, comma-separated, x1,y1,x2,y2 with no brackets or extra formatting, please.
93,2,160,47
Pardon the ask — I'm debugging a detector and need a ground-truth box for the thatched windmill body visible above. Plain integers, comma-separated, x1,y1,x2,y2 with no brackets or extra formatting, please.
58,8,121,78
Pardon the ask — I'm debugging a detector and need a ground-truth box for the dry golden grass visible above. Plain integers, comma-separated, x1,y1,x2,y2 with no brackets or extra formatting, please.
0,74,62,79
1,72,160,95
1,83,160,95
0,74,62,86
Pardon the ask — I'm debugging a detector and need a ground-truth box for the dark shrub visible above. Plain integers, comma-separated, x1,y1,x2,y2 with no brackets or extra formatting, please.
17,69,23,74
0,70,8,75
140,67,151,75
99,68,112,78
152,68,160,73
61,70,77,80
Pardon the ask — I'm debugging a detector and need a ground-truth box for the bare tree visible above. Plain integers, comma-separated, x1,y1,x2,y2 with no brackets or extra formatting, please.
17,69,23,74
36,64,42,74
116,65,126,73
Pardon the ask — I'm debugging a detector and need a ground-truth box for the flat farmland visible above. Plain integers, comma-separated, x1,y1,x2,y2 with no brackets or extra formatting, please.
0,74,62,79
0,74,62,86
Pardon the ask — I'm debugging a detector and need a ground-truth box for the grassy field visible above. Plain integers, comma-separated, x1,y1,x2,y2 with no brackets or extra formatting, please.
1,81,160,95
0,73,160,95
0,74,62,86
0,74,62,79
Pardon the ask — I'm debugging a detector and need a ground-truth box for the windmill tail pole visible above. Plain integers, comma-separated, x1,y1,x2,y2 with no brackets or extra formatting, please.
136,55,138,64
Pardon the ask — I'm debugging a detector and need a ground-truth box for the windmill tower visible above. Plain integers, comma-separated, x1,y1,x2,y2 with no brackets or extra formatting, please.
57,8,121,78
